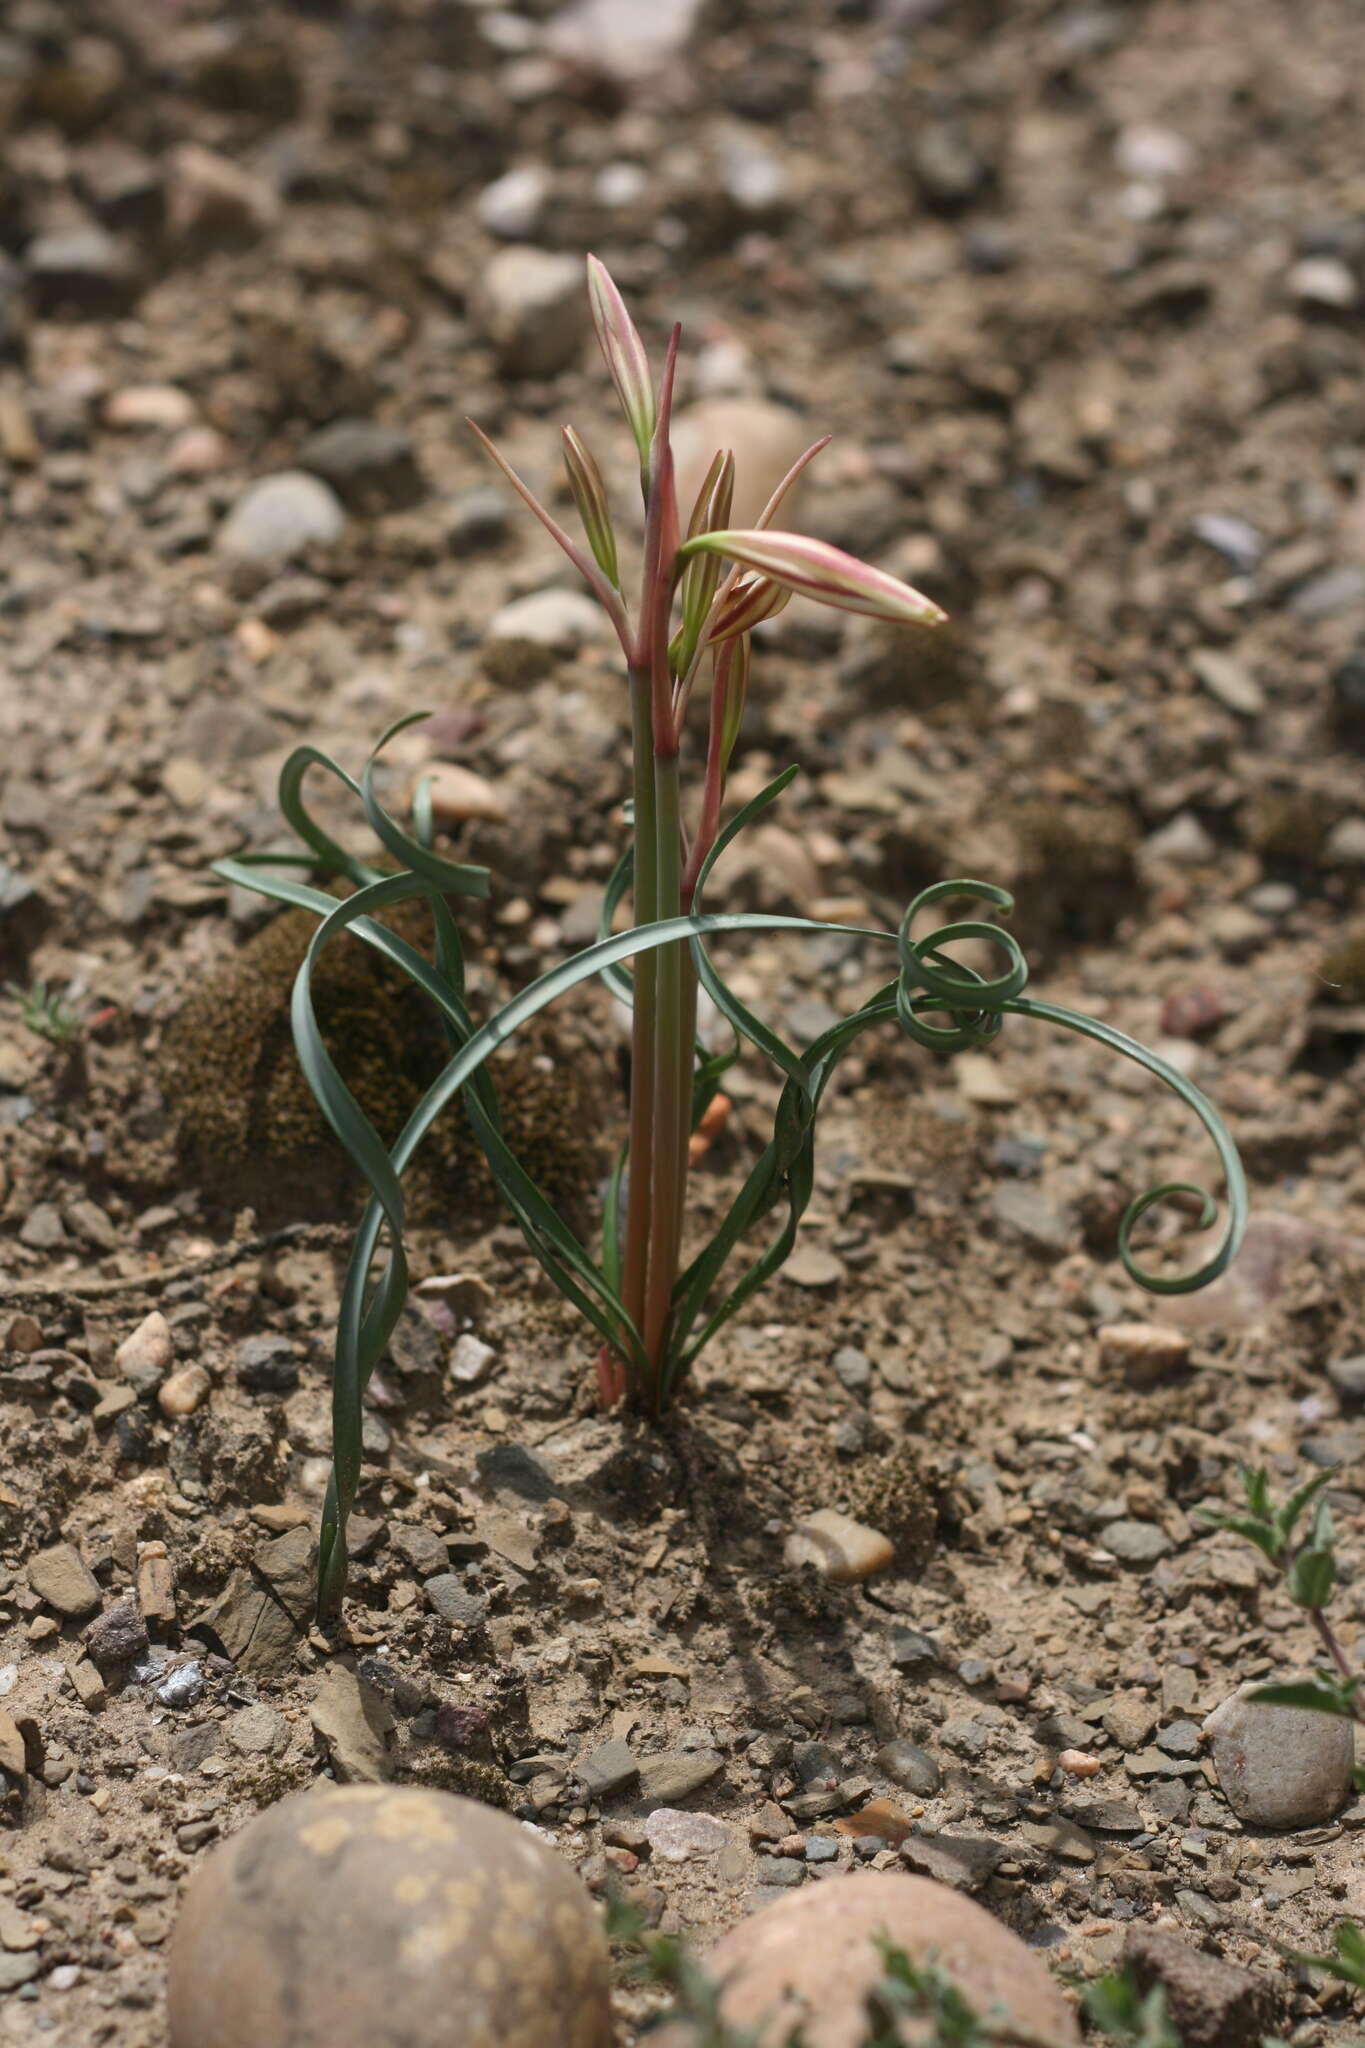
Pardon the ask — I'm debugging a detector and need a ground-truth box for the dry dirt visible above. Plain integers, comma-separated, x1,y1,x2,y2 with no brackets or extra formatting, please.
1,0,1364,2043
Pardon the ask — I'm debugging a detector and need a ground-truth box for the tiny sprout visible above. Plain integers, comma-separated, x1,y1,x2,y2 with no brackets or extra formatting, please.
6,980,81,1044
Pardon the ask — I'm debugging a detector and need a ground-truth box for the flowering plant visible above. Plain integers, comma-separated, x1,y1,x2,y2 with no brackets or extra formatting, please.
219,260,1245,1616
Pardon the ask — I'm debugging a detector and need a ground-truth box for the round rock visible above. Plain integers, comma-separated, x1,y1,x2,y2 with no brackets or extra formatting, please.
657,1872,1079,2048
1204,1683,1355,1829
167,1786,612,2048
218,470,346,565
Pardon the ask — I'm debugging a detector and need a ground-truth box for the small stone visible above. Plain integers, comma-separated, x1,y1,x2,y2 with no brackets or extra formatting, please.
299,420,424,515
475,1443,561,1503
988,1184,1074,1256
228,1704,288,1757
235,1335,300,1394
644,1809,731,1863
1204,1682,1354,1828
1058,1750,1103,1777
168,143,278,248
159,1364,211,1418
1327,1352,1365,1403
954,1053,1017,1106
475,166,550,240
1124,1927,1283,2048
1098,1520,1171,1565
1102,1694,1158,1751
889,1627,941,1672
1156,1720,1202,1759
68,1658,106,1710
1145,812,1216,864
488,587,603,656
576,1739,639,1800
84,1598,148,1674
753,1854,805,1888
5,1314,42,1353
871,1741,941,1797
1115,125,1195,180
29,1543,101,1621
310,1666,394,1785
671,399,811,531
445,488,512,556
423,764,509,826
479,247,586,378
1160,986,1224,1038
26,226,139,316
898,1834,1006,1894
1287,256,1358,310
785,1510,893,1583
1324,817,1365,866
1190,649,1264,718
906,119,993,212
218,472,346,566
449,1334,496,1387
1022,1817,1096,1864
1291,565,1365,622
137,1544,177,1632
1097,1322,1190,1387
19,1204,65,1250
1191,514,1264,571
781,1245,846,1290
637,1750,723,1804
391,1525,448,1578
829,1347,871,1393
423,1575,487,1630
105,384,195,431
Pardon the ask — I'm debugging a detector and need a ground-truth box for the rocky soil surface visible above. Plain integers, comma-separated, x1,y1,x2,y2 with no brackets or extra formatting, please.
1,0,1364,2042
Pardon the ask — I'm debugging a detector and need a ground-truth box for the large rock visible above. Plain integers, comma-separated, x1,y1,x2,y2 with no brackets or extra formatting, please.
167,1786,611,2048
656,1873,1078,2048
1124,1927,1283,2048
1204,1682,1355,1828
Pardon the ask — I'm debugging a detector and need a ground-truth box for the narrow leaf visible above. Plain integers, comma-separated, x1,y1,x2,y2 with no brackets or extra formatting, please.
562,426,619,586
586,254,655,479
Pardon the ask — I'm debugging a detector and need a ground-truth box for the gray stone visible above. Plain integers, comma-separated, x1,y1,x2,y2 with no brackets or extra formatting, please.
643,1808,731,1863
115,1311,173,1387
29,1542,101,1620
753,1855,805,1888
1099,1519,1171,1565
576,1739,638,1800
1190,649,1264,718
1327,1352,1365,1403
391,1524,448,1578
423,1575,487,1630
26,226,139,316
1124,1925,1283,2048
475,166,550,241
191,1525,313,1677
488,587,603,654
831,1347,872,1393
218,471,345,565
1156,1719,1202,1758
988,1185,1074,1256
890,1628,941,1672
1144,811,1216,864
235,1335,300,1394
1290,565,1365,621
475,1443,561,1502
84,1598,148,1673
445,488,512,556
299,420,423,514
875,1740,942,1797
899,1833,1005,1893
479,246,586,378
637,1749,723,1804
18,1203,65,1250
1204,1682,1354,1828
228,1703,289,1757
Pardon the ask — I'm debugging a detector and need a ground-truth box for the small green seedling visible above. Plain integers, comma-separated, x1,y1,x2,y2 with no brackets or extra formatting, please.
219,258,1247,1616
6,979,81,1044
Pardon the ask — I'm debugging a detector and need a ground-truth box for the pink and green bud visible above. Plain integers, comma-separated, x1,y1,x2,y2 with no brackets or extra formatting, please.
679,529,948,627
677,448,735,667
708,571,793,643
562,426,619,587
586,255,655,484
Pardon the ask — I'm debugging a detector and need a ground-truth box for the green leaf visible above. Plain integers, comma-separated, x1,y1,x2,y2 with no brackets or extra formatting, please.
1285,1920,1365,1991
1247,1677,1353,1716
1287,1547,1336,1609
1274,1467,1335,1547
1197,1510,1281,1562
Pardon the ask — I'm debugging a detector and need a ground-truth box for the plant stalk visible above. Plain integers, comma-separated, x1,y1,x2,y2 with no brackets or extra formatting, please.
621,668,658,1404
642,745,686,1399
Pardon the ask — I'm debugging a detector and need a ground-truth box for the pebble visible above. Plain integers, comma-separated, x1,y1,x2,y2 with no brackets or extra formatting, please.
28,1544,101,1621
450,1334,496,1387
167,1787,612,2048
830,1346,871,1393
105,384,196,431
644,1809,731,1863
479,247,586,378
785,1510,894,1583
1124,1925,1283,2048
873,1740,942,1796
988,1184,1074,1256
423,1576,487,1630
218,472,346,565
26,227,140,316
235,1335,301,1394
1115,125,1196,180
299,420,423,515
167,142,278,248
671,398,811,530
1099,1520,1171,1565
476,166,550,241
889,1627,941,1671
1144,812,1216,864
159,1365,211,1418
782,1244,846,1289
1204,1682,1354,1827
575,1739,638,1800
1058,1750,1103,1778
1097,1322,1190,1387
1287,256,1358,310
422,763,509,827
84,1598,148,1672
666,1873,1079,2047
487,587,602,654
1327,1352,1365,1403
1190,648,1264,718
637,1750,723,1804
114,1310,173,1384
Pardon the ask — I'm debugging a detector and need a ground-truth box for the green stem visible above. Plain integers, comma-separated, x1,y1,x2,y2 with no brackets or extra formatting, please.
621,669,658,1403
643,747,685,1399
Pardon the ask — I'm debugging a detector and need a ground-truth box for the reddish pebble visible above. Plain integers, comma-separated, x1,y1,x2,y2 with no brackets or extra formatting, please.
1058,1750,1103,1778
1159,986,1223,1038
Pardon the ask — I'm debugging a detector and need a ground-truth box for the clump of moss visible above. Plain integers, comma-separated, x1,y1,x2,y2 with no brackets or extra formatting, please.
158,897,606,1225
1006,796,1141,951
842,1445,939,1572
1248,790,1334,873
1319,925,1365,1004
